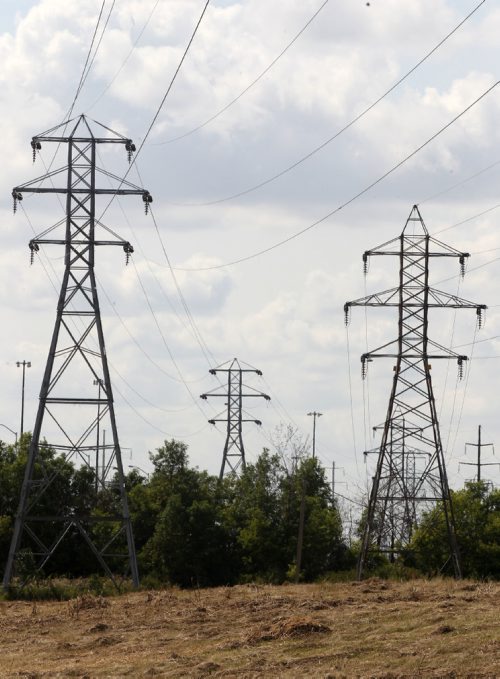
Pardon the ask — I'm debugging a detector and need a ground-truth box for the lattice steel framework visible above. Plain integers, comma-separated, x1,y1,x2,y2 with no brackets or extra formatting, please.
201,358,270,479
345,205,486,580
4,115,152,589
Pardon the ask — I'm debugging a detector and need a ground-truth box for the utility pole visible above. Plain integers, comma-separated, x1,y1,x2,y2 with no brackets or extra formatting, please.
4,116,151,590
16,360,31,437
307,411,322,459
94,378,103,495
460,425,498,483
295,479,306,583
331,460,345,501
345,205,486,580
201,358,270,479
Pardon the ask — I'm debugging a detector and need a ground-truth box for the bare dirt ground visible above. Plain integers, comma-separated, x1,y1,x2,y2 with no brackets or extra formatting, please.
0,578,499,678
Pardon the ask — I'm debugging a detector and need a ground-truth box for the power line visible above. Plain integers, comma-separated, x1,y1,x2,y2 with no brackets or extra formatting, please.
72,0,117,111
28,2,114,189
130,257,209,419
450,324,479,458
434,253,500,287
94,148,215,381
432,201,500,236
134,162,219,369
63,0,108,122
153,0,330,145
345,325,360,476
419,157,500,206
170,80,500,272
110,360,197,414
166,0,487,207
86,0,162,112
98,280,205,384
112,377,210,439
99,0,212,222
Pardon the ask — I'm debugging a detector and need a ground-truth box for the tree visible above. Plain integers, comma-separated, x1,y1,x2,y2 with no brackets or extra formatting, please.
137,440,236,586
408,482,500,578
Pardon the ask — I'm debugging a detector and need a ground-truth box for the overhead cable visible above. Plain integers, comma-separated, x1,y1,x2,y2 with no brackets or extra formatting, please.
65,0,116,122
419,157,500,206
153,0,330,145
86,0,162,112
172,80,500,271
130,258,210,419
99,0,211,223
167,0,487,207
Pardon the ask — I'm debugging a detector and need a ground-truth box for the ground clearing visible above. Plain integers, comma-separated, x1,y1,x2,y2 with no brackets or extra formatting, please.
0,578,498,677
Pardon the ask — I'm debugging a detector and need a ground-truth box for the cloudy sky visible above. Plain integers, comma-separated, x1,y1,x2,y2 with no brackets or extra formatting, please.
1,0,500,504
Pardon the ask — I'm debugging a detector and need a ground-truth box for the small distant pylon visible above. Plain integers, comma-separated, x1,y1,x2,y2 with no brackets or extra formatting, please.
4,115,151,590
201,358,270,479
345,205,486,580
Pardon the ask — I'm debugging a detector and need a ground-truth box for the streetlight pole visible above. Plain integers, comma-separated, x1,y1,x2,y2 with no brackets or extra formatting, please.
128,465,149,480
16,360,31,437
307,411,322,459
0,424,18,446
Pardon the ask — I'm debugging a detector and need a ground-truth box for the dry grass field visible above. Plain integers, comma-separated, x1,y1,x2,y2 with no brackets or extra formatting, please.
0,578,498,678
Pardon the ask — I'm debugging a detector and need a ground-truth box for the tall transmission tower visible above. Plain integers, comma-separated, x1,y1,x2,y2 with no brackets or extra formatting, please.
201,358,270,479
345,205,486,580
4,115,152,589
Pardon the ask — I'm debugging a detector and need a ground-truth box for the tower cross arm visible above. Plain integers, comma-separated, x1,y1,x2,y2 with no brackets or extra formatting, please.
14,186,148,196
29,237,133,250
345,287,400,308
201,390,270,400
427,289,486,310
363,237,469,260
33,136,130,144
209,367,263,375
345,289,487,310
362,336,469,362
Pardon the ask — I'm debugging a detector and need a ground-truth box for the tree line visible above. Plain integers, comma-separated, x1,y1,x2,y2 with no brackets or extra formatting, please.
0,434,499,586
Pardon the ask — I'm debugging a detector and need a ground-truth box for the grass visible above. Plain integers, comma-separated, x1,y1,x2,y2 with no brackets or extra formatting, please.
0,577,498,677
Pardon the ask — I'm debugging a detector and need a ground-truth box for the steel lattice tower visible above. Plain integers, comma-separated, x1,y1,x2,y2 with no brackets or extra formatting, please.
4,116,152,589
201,358,270,479
345,205,486,580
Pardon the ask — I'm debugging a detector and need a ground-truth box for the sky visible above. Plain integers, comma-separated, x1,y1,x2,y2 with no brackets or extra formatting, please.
1,0,500,508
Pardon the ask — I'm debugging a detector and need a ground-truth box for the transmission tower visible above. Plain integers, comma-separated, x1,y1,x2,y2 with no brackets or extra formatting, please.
4,115,152,589
201,358,270,479
345,205,486,580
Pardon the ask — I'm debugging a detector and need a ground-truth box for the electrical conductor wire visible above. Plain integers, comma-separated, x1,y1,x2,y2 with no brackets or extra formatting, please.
153,0,330,145
171,80,500,271
166,0,487,207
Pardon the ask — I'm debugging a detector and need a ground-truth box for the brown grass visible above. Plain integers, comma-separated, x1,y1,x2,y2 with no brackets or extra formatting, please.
0,578,499,677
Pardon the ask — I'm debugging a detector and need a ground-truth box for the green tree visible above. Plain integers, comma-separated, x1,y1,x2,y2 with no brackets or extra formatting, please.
224,450,292,581
408,482,500,578
137,440,236,586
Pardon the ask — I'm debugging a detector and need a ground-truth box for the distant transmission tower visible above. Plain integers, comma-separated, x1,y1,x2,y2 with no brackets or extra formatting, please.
345,205,486,580
201,358,270,479
4,115,152,589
